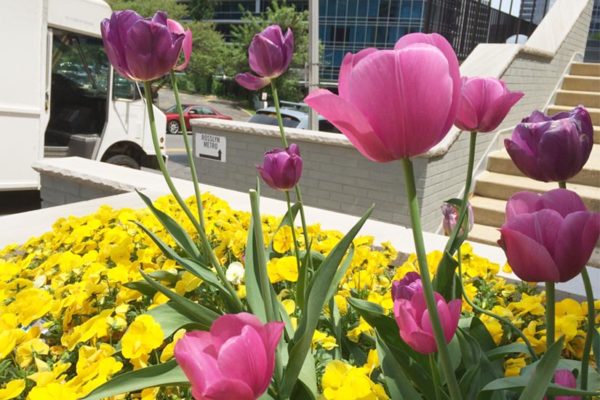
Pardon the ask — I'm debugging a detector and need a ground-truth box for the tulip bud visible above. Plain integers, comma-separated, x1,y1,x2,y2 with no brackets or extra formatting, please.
499,189,600,283
235,25,294,91
504,106,593,182
455,77,523,133
544,369,579,400
441,201,474,236
393,289,461,354
174,313,284,400
101,11,185,82
257,144,303,191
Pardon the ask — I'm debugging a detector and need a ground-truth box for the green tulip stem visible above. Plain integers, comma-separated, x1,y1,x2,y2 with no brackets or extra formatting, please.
169,71,206,231
457,248,538,360
559,181,593,390
429,354,443,400
143,81,242,312
546,281,556,348
270,82,289,148
401,158,463,400
269,82,311,274
284,190,305,306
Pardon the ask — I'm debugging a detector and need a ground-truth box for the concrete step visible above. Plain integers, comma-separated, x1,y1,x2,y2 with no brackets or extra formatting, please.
555,90,600,108
474,171,600,211
486,144,600,187
596,126,600,144
562,75,600,92
468,223,500,246
570,62,600,77
547,105,600,126
471,195,506,227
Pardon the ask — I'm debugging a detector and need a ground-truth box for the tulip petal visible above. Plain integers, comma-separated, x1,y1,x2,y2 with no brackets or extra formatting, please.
174,332,222,395
345,46,453,158
204,378,256,400
395,33,460,137
540,188,587,217
236,73,271,91
218,326,269,396
210,312,263,349
506,191,543,219
553,211,600,281
167,20,192,71
406,330,438,354
338,48,378,98
499,227,560,282
304,89,394,162
249,32,285,78
537,120,583,181
504,137,546,181
479,91,523,132
455,90,479,132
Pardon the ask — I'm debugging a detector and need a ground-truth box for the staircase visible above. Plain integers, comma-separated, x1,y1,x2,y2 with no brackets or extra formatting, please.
468,62,600,265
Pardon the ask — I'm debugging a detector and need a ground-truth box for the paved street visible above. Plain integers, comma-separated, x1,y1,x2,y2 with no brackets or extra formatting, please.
157,89,251,121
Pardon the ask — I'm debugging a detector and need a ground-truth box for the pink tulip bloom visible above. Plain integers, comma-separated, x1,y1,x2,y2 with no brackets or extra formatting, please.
393,289,461,354
454,77,523,133
304,33,460,161
166,19,192,71
544,369,580,400
499,189,600,283
236,25,294,90
174,313,284,400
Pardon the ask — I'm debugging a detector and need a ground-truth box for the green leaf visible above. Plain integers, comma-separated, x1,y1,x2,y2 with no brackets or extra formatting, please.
347,297,434,399
517,337,564,400
137,190,201,260
268,201,301,253
146,302,203,339
140,269,219,329
83,360,188,400
279,206,373,399
124,281,157,297
594,329,600,373
486,343,531,361
376,334,422,400
324,246,354,303
296,352,318,399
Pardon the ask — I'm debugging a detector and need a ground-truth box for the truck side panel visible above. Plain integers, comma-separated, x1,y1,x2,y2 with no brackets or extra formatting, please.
0,1,46,190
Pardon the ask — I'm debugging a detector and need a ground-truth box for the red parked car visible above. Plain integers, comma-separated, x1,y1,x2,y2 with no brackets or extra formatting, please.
165,104,233,134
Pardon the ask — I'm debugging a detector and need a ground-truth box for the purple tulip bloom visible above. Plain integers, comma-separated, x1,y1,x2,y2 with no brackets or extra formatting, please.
504,106,593,182
499,189,600,283
304,33,460,161
257,144,303,191
441,201,474,236
394,289,462,354
392,272,422,301
101,10,185,81
174,313,284,400
236,25,294,90
455,77,523,133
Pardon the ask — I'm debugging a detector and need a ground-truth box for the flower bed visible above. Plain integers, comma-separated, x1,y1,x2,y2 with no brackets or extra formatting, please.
0,194,596,399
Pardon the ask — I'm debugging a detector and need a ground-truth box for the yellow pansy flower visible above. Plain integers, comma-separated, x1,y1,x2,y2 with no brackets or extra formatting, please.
267,256,298,283
0,379,25,400
121,315,164,360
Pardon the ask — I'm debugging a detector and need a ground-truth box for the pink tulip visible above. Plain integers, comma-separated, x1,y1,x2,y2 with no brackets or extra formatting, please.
393,289,462,354
166,19,192,71
304,33,460,162
454,77,523,133
499,189,600,282
174,313,284,400
544,369,580,400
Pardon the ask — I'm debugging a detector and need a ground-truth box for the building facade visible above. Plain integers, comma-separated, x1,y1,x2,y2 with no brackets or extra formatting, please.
584,0,600,61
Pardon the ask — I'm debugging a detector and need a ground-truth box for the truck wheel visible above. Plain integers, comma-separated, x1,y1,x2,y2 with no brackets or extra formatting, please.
167,120,180,134
105,154,140,169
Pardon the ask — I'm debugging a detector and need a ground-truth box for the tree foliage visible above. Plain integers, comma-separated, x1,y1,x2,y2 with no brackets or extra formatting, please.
107,0,187,19
230,1,309,102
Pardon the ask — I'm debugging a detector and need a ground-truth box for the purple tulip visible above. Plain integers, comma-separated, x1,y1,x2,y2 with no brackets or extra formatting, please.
455,77,523,133
174,313,284,400
392,272,422,301
235,25,294,90
441,201,474,236
257,144,303,191
304,33,460,161
394,289,462,354
499,189,600,283
166,19,192,71
504,106,593,182
545,369,580,400
101,10,185,81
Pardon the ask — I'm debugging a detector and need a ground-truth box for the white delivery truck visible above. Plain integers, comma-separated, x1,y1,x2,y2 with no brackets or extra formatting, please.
0,0,167,193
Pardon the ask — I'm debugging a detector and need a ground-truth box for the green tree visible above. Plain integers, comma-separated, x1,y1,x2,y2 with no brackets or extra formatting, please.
187,0,222,20
107,0,187,19
230,1,309,102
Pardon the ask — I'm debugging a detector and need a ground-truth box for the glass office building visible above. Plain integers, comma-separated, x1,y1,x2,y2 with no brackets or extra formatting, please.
584,0,600,62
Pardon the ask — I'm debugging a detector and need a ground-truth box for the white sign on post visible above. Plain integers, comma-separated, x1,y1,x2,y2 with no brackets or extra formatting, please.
195,133,226,162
